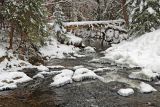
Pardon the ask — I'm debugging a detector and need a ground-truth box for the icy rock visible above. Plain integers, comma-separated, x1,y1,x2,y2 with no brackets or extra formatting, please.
50,69,73,87
47,65,65,69
33,73,45,79
0,71,32,90
84,46,96,53
129,69,159,81
73,65,84,70
72,68,98,81
118,88,134,97
139,82,157,93
36,65,49,71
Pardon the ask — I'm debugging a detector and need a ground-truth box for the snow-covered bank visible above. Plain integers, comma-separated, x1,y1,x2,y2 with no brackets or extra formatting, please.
39,38,80,59
103,29,160,74
0,47,33,90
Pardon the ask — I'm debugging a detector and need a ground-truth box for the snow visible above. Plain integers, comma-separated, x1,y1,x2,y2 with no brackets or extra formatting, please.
39,39,80,59
47,65,65,69
139,82,157,93
64,20,124,27
0,71,32,90
0,50,33,90
129,68,159,81
103,29,160,74
84,46,96,53
72,68,98,81
147,7,155,14
36,65,49,71
66,32,82,45
50,69,73,87
0,46,6,58
73,65,84,70
118,88,134,97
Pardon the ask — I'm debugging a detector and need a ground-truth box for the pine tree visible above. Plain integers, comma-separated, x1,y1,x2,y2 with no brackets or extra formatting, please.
129,0,160,36
53,3,66,43
1,0,48,49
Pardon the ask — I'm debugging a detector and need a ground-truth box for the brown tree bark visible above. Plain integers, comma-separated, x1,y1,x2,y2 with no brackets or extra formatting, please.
120,0,129,26
8,24,14,49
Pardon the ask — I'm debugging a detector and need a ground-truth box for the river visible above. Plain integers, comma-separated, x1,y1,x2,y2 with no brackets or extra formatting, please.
0,39,160,107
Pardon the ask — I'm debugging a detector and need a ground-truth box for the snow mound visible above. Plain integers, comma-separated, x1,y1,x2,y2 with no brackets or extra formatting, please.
36,65,49,71
0,71,32,90
0,46,6,58
40,39,80,59
50,69,73,87
118,88,134,97
72,68,98,81
139,82,157,93
73,65,84,70
66,33,82,45
103,29,160,73
84,46,96,53
129,68,159,81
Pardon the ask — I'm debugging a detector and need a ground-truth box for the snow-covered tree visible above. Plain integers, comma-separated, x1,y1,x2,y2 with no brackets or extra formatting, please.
129,0,160,36
1,0,48,49
53,3,66,43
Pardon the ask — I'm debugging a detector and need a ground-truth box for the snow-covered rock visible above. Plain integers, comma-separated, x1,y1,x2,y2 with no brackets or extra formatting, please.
73,65,84,70
0,71,32,90
139,82,157,93
36,65,49,71
47,65,65,69
118,88,134,97
84,46,96,53
129,68,159,81
50,69,74,87
66,33,82,45
40,38,80,59
103,29,160,73
72,68,98,81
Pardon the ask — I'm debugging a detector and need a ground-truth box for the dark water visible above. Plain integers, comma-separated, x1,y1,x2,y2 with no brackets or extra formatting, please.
0,39,160,107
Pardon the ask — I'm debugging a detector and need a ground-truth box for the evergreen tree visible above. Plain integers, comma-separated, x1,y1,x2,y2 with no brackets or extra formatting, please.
53,3,66,43
1,0,48,49
129,0,160,36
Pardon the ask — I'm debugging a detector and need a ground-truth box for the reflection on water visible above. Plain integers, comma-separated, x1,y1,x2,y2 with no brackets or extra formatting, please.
83,38,110,51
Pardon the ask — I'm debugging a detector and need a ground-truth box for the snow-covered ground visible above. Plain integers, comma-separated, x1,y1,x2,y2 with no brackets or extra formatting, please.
39,38,80,59
0,49,33,90
103,29,160,76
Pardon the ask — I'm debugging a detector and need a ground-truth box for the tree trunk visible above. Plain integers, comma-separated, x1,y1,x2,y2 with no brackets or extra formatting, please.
120,0,129,26
8,24,14,49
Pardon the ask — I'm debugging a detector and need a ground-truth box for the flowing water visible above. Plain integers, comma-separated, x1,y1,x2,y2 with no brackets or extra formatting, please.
0,39,160,107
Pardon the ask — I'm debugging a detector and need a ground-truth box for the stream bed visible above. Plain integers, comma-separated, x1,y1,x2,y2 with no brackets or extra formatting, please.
0,39,160,107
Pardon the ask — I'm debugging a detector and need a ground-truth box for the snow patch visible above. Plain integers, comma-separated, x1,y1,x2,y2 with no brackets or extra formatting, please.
35,65,49,71
139,82,157,93
129,68,159,81
118,88,134,97
72,68,98,81
84,46,96,53
40,39,80,59
103,29,160,73
50,69,73,87
0,71,32,90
